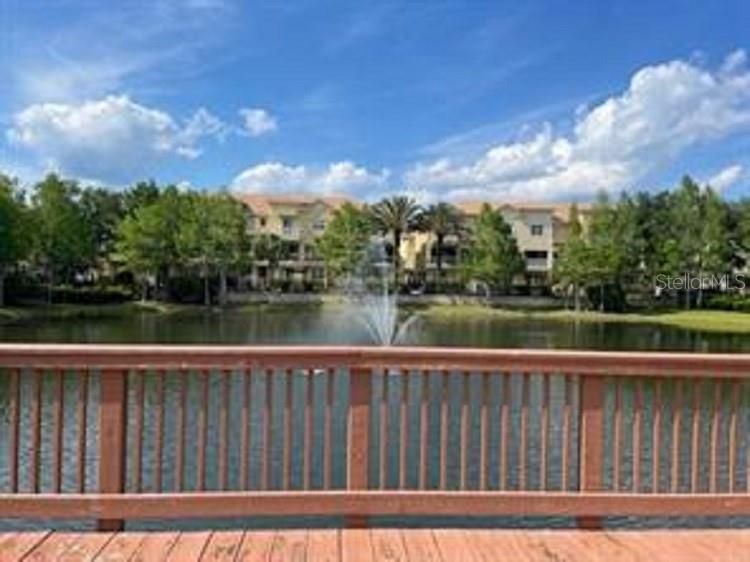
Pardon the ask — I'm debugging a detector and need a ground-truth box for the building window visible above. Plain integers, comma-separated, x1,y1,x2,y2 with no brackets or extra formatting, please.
525,250,548,259
530,224,544,236
282,216,293,235
313,219,326,231
259,217,267,228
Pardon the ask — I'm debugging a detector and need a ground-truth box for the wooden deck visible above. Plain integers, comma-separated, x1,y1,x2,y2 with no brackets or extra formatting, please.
2,529,749,561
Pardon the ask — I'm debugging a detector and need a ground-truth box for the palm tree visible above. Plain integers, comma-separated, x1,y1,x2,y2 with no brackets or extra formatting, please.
369,196,422,285
421,203,464,291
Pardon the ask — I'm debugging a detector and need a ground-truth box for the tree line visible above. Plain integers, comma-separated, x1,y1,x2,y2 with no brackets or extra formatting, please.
555,176,750,311
2,172,749,310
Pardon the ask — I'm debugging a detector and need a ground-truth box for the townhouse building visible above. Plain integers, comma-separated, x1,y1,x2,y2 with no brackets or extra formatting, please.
234,193,589,292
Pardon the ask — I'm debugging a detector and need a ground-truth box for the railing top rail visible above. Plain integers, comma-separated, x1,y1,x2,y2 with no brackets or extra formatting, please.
0,344,750,377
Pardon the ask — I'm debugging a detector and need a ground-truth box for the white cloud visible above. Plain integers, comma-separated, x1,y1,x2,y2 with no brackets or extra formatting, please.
406,50,750,201
231,161,390,198
239,108,278,137
6,95,228,183
707,164,744,192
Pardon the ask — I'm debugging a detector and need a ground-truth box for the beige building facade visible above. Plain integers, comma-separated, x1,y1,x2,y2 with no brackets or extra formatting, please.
234,193,589,291
403,202,590,290
236,194,353,289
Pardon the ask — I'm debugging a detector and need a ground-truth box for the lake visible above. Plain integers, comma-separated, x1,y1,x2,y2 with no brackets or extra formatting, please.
2,305,750,351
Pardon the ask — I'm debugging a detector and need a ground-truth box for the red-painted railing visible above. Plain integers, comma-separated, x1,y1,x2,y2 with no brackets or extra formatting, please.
0,345,748,529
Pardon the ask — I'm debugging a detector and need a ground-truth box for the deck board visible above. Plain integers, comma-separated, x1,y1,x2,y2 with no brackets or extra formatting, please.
201,531,245,561
235,531,276,562
164,531,212,561
58,532,114,562
0,531,50,560
307,529,339,562
94,531,147,561
268,530,308,562
25,533,81,561
129,531,180,562
370,529,408,562
341,529,374,562
0,529,748,561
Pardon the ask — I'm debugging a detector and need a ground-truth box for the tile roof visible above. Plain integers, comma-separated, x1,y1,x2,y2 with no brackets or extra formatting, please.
233,193,355,216
453,201,592,222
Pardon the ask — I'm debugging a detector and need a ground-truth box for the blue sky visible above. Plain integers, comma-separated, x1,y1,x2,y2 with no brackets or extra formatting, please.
1,0,750,202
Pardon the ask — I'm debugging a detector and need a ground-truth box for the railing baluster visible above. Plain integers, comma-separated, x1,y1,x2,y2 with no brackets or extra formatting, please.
439,370,449,490
8,368,20,493
460,371,469,490
691,380,701,493
240,369,250,490
671,380,683,493
652,381,662,493
709,381,721,493
347,367,371,527
519,371,529,490
197,370,209,492
323,367,334,490
500,372,510,491
633,379,643,492
263,368,273,490
154,370,165,493
218,369,230,491
284,368,293,490
613,379,622,491
175,370,187,492
132,371,144,493
419,370,429,490
728,380,739,493
578,374,605,529
76,370,88,493
399,370,409,490
97,369,127,531
540,372,550,491
52,369,64,494
379,368,388,490
561,374,571,492
479,372,489,491
303,368,313,490
29,370,42,494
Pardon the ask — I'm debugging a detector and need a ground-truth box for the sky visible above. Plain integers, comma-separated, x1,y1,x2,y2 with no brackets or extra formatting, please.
1,0,750,202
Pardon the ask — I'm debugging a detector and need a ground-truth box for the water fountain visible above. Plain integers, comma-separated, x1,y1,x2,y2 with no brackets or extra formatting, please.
347,240,419,346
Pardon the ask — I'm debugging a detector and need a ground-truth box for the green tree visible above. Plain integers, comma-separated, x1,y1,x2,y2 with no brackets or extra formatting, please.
316,203,372,287
662,176,703,308
462,204,524,295
177,193,251,306
32,174,93,301
554,204,589,311
0,175,30,306
116,187,185,300
123,180,160,216
369,196,422,285
585,193,630,311
697,187,731,307
79,187,125,276
420,202,463,291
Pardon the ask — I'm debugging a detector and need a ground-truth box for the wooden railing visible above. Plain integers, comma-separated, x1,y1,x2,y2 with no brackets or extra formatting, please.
0,345,748,529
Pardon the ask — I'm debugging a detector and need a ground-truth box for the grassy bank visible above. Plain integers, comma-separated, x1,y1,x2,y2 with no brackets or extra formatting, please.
0,301,195,324
421,305,750,334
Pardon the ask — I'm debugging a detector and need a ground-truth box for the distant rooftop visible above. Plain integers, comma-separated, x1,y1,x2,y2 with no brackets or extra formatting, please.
233,193,355,216
453,201,593,222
